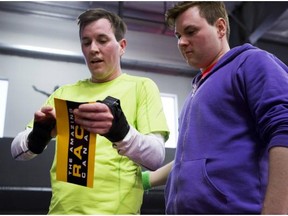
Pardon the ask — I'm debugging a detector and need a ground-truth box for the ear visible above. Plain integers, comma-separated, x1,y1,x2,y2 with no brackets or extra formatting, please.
216,18,226,39
119,39,127,56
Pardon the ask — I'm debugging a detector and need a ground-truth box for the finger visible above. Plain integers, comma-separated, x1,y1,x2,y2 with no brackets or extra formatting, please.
41,106,53,113
78,102,109,113
74,114,112,134
75,114,112,127
74,103,113,121
34,107,56,128
83,124,111,135
51,127,57,138
74,110,113,122
34,110,46,120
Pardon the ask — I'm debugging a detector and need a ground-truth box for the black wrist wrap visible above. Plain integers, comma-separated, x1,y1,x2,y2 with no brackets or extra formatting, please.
28,119,56,154
98,96,130,142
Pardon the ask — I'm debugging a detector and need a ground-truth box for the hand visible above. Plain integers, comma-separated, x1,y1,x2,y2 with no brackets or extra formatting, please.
73,102,113,135
28,106,56,154
34,106,56,137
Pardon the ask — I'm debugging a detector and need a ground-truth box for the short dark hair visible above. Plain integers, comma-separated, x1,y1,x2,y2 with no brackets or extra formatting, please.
77,8,127,41
165,1,230,40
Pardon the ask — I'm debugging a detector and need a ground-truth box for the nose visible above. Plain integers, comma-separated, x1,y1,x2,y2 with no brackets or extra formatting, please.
178,36,189,47
90,41,100,54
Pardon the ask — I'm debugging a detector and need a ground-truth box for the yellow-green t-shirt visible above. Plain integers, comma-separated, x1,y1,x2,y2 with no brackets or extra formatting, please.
29,73,169,214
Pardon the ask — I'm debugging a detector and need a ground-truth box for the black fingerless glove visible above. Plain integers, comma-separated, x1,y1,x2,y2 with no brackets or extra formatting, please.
98,96,130,142
27,118,56,154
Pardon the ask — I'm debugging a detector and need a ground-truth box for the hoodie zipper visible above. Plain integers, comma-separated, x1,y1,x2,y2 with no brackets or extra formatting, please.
173,66,215,213
173,75,202,213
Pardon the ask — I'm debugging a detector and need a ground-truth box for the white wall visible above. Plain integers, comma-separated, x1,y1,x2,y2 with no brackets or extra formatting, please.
0,10,193,138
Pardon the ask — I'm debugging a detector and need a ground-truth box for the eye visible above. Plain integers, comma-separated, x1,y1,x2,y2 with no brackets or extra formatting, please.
175,34,181,40
81,39,91,47
97,35,109,44
182,26,198,38
187,30,196,36
98,39,107,44
185,27,199,37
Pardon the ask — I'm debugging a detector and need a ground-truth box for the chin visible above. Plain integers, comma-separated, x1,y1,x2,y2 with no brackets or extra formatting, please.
90,68,103,76
187,62,199,70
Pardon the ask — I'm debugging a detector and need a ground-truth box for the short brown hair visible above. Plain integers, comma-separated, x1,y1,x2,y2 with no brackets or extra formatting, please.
165,1,230,40
77,8,127,41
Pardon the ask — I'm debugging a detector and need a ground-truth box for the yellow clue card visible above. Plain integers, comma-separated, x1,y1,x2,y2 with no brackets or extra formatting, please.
54,98,96,188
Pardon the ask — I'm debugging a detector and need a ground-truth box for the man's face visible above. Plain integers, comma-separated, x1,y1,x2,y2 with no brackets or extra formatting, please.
175,6,223,70
80,18,126,83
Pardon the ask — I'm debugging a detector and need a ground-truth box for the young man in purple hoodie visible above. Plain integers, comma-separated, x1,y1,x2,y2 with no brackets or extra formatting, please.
143,1,288,214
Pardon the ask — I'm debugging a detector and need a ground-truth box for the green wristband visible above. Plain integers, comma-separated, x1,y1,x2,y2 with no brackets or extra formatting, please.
142,171,151,191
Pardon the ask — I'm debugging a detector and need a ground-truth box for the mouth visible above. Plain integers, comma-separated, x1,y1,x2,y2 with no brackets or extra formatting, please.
90,58,103,64
184,50,195,59
185,50,193,55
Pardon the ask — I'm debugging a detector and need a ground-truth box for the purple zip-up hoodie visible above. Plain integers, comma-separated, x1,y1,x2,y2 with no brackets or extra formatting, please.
165,44,288,214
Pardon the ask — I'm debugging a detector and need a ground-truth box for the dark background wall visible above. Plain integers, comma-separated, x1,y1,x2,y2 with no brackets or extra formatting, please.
0,137,175,214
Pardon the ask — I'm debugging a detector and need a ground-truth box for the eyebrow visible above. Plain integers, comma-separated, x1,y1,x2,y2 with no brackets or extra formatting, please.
175,25,198,36
183,24,198,31
81,33,108,40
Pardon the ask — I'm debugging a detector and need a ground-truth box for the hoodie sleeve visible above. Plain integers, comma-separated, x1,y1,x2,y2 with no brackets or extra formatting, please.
239,49,288,149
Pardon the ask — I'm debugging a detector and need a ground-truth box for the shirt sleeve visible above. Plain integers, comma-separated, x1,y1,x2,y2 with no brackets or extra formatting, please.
11,128,37,160
113,126,165,171
135,78,170,140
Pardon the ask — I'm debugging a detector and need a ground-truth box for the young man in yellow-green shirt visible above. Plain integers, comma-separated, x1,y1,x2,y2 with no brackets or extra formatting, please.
11,8,169,214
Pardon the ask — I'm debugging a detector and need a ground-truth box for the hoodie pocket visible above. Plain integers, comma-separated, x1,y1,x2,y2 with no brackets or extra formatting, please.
174,158,228,213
